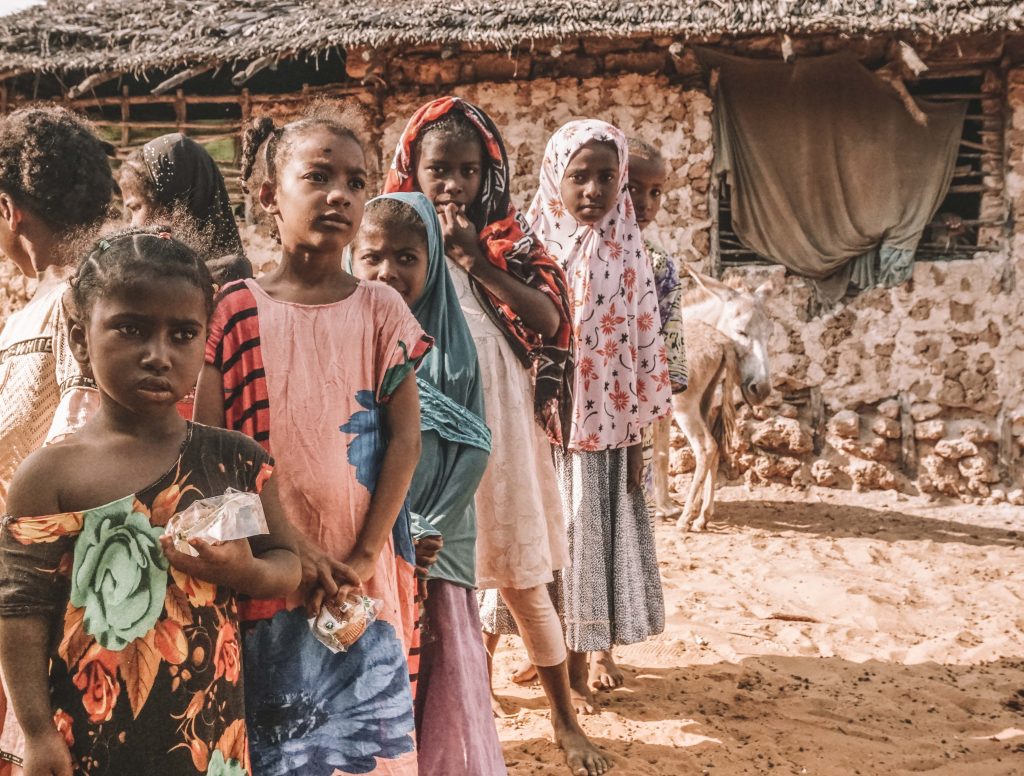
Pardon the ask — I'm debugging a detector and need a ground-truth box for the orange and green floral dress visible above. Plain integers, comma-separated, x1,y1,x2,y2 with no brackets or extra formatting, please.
0,423,271,775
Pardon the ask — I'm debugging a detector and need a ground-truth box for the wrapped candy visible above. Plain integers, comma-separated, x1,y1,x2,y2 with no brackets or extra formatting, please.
309,590,377,653
163,488,268,557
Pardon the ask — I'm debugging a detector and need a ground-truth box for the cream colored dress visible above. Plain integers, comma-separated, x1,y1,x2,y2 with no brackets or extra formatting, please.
0,270,97,774
447,257,568,590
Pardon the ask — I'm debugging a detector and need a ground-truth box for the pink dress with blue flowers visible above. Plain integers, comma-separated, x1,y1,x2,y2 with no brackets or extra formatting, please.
205,279,431,776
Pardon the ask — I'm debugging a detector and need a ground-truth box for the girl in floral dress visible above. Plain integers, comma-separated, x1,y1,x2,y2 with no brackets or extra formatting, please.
526,120,673,713
0,228,301,776
194,111,430,776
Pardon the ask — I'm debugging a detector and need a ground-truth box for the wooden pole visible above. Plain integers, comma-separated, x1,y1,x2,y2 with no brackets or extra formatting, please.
120,85,130,146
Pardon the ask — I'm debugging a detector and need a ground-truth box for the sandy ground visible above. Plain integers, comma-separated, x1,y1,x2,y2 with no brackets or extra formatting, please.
493,485,1024,775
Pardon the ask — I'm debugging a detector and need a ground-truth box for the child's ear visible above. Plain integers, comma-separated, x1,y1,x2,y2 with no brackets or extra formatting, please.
258,180,279,216
68,316,91,367
0,192,23,232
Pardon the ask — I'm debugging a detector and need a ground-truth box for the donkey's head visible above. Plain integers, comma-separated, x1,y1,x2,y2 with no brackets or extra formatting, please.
682,269,773,405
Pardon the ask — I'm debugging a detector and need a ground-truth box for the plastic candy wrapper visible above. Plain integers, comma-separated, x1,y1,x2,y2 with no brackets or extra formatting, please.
163,488,268,557
309,590,378,653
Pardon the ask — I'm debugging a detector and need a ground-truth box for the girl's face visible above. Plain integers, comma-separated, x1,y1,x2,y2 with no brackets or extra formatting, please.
260,127,368,254
414,132,484,212
120,173,162,228
627,153,667,231
74,275,207,416
351,218,429,306
559,140,619,225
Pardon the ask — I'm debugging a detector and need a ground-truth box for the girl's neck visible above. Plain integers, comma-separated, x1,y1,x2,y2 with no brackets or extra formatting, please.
259,244,360,305
93,398,185,442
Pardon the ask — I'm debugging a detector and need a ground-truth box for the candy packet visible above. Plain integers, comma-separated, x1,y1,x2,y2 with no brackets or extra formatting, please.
309,590,378,653
163,488,268,557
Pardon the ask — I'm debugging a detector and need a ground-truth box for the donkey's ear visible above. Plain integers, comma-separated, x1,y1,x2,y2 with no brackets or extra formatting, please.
684,264,733,300
754,281,773,301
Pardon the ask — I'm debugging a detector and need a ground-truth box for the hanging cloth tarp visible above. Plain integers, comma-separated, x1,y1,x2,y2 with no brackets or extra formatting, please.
701,50,967,302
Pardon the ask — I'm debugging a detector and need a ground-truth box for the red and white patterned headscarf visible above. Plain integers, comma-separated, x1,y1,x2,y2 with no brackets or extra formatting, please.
527,120,671,452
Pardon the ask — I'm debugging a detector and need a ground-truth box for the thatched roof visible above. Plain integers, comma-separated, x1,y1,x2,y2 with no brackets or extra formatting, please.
0,1,1021,75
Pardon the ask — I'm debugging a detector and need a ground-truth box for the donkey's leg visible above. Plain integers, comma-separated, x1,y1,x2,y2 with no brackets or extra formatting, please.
675,409,711,532
691,442,719,532
652,415,680,519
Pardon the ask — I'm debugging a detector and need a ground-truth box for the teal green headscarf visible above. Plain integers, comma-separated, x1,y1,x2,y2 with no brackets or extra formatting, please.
351,192,490,587
362,192,490,450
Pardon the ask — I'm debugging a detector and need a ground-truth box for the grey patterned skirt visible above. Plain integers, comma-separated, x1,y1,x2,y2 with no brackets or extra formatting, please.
479,446,665,652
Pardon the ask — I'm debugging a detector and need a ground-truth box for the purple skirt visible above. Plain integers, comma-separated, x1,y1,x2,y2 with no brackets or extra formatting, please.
416,579,508,775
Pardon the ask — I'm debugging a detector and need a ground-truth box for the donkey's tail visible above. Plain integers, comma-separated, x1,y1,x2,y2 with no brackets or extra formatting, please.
711,343,739,462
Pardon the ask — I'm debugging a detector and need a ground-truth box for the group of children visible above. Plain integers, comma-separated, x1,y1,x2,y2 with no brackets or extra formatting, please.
0,96,688,776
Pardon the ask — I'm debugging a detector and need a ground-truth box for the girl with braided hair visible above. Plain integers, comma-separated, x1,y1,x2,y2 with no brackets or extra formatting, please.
194,108,430,776
0,227,300,776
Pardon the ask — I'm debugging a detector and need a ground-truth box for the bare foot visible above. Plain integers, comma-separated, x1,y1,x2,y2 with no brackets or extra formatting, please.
588,650,625,691
569,677,597,715
554,716,610,775
510,659,539,685
491,692,513,718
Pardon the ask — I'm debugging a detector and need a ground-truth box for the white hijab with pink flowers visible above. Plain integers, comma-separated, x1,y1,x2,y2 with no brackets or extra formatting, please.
526,119,671,452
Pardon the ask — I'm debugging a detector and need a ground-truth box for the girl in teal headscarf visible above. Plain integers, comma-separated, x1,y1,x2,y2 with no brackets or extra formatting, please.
349,192,505,775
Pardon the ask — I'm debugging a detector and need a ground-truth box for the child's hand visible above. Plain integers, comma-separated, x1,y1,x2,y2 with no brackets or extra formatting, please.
23,727,73,776
414,534,443,576
438,203,485,274
160,535,257,592
414,534,444,599
626,443,644,494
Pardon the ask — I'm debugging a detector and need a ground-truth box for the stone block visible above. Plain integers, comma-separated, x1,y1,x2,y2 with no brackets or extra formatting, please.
877,399,901,419
959,420,995,445
871,416,902,439
934,438,979,460
911,402,942,422
914,420,946,442
1009,488,1024,506
778,403,799,419
918,455,962,497
811,459,839,487
959,451,1001,485
750,417,814,454
845,458,898,491
828,410,860,439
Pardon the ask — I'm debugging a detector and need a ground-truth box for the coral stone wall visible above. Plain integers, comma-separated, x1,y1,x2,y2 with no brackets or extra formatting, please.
2,63,1020,502
379,73,714,265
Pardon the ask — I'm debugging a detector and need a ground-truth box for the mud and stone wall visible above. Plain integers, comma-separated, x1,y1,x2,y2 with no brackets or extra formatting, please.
2,53,1020,503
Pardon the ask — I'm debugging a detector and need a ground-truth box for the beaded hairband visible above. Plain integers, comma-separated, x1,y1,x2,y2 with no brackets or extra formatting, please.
96,230,173,253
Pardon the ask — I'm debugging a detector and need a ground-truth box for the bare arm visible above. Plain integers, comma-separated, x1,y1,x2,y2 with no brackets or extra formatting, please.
440,204,561,339
192,364,226,428
1,453,72,775
0,618,72,776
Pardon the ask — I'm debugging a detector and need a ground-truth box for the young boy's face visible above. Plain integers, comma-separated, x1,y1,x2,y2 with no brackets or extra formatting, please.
627,153,667,231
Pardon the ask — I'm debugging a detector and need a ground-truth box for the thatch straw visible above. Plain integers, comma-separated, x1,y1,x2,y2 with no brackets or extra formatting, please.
0,1,1020,75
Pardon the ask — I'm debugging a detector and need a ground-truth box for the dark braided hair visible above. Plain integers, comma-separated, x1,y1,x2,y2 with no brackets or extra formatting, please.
240,103,365,196
417,110,484,151
72,226,215,322
0,106,116,232
360,197,427,246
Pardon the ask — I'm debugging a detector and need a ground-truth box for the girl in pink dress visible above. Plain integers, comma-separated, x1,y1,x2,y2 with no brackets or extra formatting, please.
194,110,431,776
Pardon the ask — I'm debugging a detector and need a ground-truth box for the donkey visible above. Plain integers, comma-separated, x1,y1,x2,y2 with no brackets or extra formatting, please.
651,268,773,531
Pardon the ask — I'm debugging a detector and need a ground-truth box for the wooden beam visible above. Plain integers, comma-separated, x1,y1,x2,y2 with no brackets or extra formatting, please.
67,70,123,99
231,54,276,87
151,64,214,95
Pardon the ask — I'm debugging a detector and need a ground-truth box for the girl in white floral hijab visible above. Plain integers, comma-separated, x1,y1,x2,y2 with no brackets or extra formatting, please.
526,119,671,709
